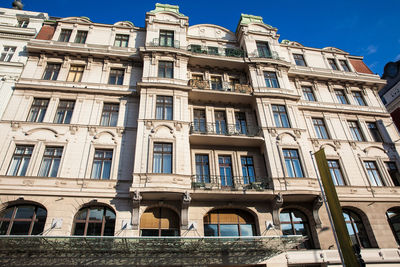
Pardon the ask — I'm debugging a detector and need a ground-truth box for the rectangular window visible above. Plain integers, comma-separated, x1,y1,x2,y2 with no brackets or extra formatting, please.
327,160,345,186
38,147,63,177
229,77,240,90
54,100,75,124
283,149,304,178
66,66,84,82
210,76,222,90
241,156,255,184
364,161,384,186
153,143,172,173
195,154,210,183
7,145,33,176
293,54,307,66
367,122,382,142
114,34,129,47
0,46,16,62
74,31,88,44
158,61,173,78
386,162,400,186
328,58,339,70
264,72,279,88
215,111,227,134
17,19,29,28
302,86,316,101
159,30,174,47
42,63,61,80
340,60,351,72
353,91,366,106
335,90,349,104
256,42,271,58
91,149,113,179
156,96,173,120
235,112,247,135
58,29,72,42
193,109,206,133
272,105,290,128
100,103,119,127
108,69,124,85
27,98,49,122
313,118,329,139
348,121,364,141
219,155,232,187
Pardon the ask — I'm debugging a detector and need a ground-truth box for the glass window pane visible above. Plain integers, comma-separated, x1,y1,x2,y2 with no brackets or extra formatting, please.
15,206,35,219
240,224,254,236
89,208,104,221
86,222,102,236
219,224,239,236
10,221,31,235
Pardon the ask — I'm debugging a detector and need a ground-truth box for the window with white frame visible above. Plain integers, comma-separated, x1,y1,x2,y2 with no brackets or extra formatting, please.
283,149,304,178
7,145,34,176
58,29,72,42
91,149,113,179
348,121,364,141
364,161,384,186
38,147,63,177
264,72,279,88
0,46,16,62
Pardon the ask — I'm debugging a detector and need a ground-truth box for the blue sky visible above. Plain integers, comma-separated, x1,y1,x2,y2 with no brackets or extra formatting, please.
10,0,400,75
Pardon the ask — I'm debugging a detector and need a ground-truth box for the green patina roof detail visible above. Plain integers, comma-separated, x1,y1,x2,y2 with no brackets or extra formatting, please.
122,21,134,27
149,3,185,16
239,14,277,30
80,16,91,22
281,39,290,44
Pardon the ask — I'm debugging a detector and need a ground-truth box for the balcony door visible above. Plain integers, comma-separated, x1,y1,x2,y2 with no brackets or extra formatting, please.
194,109,206,133
219,156,232,187
215,111,226,135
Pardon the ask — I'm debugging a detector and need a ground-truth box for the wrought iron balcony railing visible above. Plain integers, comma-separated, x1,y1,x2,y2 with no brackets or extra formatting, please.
188,79,252,94
248,50,282,60
188,45,245,58
190,122,262,137
147,38,180,49
191,175,270,190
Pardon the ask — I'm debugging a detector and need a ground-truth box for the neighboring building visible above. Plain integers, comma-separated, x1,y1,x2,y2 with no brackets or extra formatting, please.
0,3,400,267
380,60,400,131
0,6,48,118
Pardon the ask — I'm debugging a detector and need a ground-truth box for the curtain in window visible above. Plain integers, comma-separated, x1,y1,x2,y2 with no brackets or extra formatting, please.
153,153,162,173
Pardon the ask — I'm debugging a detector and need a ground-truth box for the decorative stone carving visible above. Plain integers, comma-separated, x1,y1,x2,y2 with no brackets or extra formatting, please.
69,125,78,135
272,193,283,226
11,121,20,131
181,191,191,230
312,194,323,229
131,190,142,230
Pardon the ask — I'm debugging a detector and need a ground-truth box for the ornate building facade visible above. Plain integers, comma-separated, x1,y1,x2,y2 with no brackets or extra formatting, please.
0,3,399,267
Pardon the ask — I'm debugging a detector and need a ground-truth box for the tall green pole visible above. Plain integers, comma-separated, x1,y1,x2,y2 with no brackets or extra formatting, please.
314,149,360,267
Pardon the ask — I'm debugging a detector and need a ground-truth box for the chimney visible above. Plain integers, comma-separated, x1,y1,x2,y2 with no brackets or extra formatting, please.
12,0,23,10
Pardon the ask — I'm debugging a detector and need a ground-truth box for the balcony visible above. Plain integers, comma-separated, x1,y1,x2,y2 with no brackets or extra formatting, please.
248,50,282,60
188,45,245,58
191,175,270,190
188,79,252,94
147,38,180,49
190,122,262,137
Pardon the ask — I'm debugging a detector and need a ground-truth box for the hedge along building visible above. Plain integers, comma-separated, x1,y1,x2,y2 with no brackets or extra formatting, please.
0,3,399,267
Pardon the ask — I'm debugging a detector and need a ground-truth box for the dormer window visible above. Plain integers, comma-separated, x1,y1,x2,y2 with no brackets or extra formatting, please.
293,54,307,66
17,19,29,28
340,60,351,72
328,58,339,70
58,29,72,42
159,30,174,47
256,42,271,58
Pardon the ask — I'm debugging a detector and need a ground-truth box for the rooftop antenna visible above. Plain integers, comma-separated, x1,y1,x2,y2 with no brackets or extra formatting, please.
12,0,23,10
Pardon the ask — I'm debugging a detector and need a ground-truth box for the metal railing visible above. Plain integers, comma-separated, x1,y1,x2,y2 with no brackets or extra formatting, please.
188,79,252,94
147,38,180,49
190,122,262,137
191,175,270,190
187,45,245,58
248,50,282,60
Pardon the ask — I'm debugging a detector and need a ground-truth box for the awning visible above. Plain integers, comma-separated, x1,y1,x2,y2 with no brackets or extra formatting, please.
0,235,303,266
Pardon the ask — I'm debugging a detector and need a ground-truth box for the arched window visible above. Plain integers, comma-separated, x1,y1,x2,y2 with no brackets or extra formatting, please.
0,204,47,235
73,206,115,236
343,209,371,248
204,209,255,237
140,207,179,236
280,209,313,249
386,208,400,245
